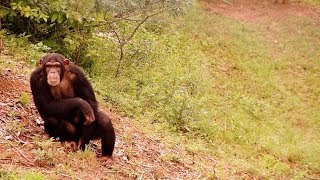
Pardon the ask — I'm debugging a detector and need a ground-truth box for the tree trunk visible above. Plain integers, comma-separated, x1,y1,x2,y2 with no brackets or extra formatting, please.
75,45,81,65
115,44,124,77
0,18,2,54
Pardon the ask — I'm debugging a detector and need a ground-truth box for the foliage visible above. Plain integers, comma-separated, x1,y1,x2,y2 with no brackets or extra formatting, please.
0,170,45,180
88,4,320,178
32,138,57,166
92,25,212,132
3,31,47,63
0,0,192,68
19,92,30,107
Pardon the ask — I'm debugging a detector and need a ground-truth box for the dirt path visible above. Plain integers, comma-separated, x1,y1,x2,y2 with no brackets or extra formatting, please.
202,0,320,23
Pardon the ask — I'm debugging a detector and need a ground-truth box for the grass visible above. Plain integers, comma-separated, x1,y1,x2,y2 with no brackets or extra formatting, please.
174,4,320,178
19,92,30,107
0,170,45,180
87,3,320,178
303,0,320,5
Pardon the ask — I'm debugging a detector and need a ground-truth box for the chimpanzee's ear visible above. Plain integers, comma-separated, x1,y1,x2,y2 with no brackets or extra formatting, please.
38,58,44,67
64,59,70,68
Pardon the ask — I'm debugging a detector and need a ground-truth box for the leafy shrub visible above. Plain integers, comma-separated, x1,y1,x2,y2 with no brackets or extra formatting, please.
32,138,61,167
19,92,30,107
91,25,214,132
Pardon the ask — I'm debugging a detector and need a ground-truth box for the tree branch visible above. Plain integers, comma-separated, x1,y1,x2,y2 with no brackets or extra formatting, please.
109,25,122,45
125,9,164,43
10,143,34,165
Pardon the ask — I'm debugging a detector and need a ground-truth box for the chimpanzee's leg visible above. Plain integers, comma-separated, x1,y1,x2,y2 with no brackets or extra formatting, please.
97,111,115,156
78,111,115,156
44,117,79,142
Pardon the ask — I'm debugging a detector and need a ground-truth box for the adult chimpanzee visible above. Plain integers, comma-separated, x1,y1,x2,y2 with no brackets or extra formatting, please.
30,53,115,157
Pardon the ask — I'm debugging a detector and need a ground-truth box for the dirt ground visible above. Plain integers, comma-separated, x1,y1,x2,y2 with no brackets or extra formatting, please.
201,0,320,23
0,55,217,179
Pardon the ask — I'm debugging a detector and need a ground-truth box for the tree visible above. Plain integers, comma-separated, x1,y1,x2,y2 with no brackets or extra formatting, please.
96,0,193,76
0,0,193,74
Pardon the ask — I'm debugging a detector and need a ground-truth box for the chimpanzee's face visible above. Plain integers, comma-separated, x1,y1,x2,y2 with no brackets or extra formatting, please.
40,53,70,87
45,60,62,87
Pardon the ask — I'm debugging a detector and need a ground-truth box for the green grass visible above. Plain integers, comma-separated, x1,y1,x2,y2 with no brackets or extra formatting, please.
19,92,30,107
0,170,45,180
175,5,320,178
303,0,320,5
92,3,320,178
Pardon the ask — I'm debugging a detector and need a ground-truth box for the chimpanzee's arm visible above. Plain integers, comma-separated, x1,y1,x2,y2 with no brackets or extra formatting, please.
69,65,99,111
30,68,94,119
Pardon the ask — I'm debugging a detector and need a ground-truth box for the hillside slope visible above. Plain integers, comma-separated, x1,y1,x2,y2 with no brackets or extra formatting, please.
0,0,320,179
0,54,216,179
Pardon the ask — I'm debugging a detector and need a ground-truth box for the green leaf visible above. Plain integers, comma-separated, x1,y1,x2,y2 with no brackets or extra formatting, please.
10,3,17,10
25,6,31,11
51,13,58,22
8,15,13,21
40,13,49,22
17,4,22,11
9,11,17,16
0,8,10,18
25,12,30,17
57,15,63,23
68,18,74,24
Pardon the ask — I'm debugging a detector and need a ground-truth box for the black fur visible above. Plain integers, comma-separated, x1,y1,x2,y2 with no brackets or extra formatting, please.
30,53,115,156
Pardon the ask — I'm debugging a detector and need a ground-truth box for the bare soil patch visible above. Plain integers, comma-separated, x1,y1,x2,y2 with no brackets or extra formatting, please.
201,0,320,23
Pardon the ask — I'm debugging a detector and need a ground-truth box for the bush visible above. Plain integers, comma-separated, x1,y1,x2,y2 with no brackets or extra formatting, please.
92,24,213,132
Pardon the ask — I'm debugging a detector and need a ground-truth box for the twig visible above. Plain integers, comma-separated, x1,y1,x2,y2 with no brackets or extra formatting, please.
222,0,233,5
0,117,8,123
15,159,34,167
59,174,70,178
0,128,29,145
138,171,145,180
304,175,320,180
10,143,34,165
140,163,154,169
109,25,122,44
60,173,82,180
17,103,27,113
104,170,122,173
125,10,164,43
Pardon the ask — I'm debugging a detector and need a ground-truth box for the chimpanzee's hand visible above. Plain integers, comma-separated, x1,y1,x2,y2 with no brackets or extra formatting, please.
77,98,95,125
84,110,95,125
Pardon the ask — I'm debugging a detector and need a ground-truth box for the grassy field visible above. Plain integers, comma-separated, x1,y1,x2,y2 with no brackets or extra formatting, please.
174,3,320,178
93,2,320,177
75,2,320,178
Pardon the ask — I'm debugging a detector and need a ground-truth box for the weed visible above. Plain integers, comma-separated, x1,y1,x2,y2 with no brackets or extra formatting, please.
0,170,45,180
160,153,180,163
32,138,62,167
19,92,30,107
